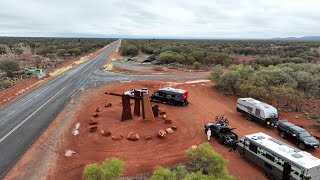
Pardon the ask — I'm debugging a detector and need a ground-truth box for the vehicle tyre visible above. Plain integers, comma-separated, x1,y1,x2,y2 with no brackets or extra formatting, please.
218,137,224,145
279,132,286,139
298,143,305,150
264,171,271,179
246,115,252,121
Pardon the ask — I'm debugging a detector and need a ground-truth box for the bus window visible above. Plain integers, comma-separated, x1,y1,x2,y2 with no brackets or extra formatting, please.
249,143,258,153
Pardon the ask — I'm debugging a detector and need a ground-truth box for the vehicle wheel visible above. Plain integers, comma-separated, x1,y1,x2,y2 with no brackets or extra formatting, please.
279,132,286,139
298,143,305,150
264,171,271,179
246,115,252,121
218,137,224,145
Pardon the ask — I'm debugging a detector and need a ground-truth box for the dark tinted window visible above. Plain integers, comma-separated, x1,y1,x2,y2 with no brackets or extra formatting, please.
266,153,275,161
249,143,258,153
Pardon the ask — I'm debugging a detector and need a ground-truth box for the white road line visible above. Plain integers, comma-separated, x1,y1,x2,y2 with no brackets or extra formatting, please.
0,85,68,143
5,111,15,117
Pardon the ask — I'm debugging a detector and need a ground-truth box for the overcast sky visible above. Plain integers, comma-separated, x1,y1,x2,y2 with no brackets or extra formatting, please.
0,0,319,38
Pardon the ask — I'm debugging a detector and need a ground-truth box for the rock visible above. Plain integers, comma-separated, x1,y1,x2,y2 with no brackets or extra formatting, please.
105,103,112,107
75,123,80,130
89,118,98,125
191,145,198,149
100,130,111,137
145,135,153,140
112,134,123,141
64,150,76,157
162,114,167,120
159,108,166,115
171,126,178,130
127,132,139,141
166,128,174,134
72,129,79,136
295,115,300,119
92,112,99,118
89,125,98,132
164,119,172,124
158,130,166,138
95,107,100,112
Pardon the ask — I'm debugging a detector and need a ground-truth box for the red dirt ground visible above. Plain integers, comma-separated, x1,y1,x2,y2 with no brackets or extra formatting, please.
7,80,319,180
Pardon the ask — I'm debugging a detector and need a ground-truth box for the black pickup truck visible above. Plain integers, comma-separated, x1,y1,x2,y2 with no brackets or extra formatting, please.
204,121,238,148
277,120,319,150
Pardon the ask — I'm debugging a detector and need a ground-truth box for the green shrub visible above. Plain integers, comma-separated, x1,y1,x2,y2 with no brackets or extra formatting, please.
82,158,124,180
151,167,176,180
0,60,20,78
83,163,102,180
101,158,124,179
186,143,234,179
193,61,201,70
1,80,13,89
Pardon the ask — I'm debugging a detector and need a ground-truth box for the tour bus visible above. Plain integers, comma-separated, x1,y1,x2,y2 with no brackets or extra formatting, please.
238,132,320,180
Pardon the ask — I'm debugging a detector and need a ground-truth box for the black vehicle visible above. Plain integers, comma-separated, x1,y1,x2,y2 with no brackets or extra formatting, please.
150,87,188,106
277,120,319,150
204,119,238,148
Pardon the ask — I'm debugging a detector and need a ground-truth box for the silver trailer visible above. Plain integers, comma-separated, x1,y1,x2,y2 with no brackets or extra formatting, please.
237,98,279,127
238,132,320,180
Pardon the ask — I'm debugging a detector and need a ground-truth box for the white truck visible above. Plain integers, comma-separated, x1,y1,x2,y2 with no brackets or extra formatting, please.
237,98,279,127
238,132,320,180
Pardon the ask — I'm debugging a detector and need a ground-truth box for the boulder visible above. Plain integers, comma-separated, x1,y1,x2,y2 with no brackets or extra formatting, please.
145,135,153,140
89,125,98,132
166,128,174,134
164,119,172,124
127,132,140,141
171,126,178,130
112,134,123,141
64,150,76,157
100,130,111,137
105,103,112,107
159,108,166,115
95,107,100,112
158,130,166,138
162,114,167,120
92,112,99,118
89,118,98,125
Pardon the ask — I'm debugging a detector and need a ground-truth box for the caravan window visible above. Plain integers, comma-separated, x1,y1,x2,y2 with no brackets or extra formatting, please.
255,108,261,116
158,91,164,96
265,153,275,162
249,143,258,153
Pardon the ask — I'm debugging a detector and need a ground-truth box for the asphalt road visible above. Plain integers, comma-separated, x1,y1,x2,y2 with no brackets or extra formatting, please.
0,40,206,178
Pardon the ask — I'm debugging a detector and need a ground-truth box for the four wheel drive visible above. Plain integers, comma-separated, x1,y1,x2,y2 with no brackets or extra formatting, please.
123,88,149,97
277,120,319,150
150,87,188,106
204,118,238,150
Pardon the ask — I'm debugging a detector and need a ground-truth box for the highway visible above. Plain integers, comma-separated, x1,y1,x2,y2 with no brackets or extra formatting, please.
0,40,206,178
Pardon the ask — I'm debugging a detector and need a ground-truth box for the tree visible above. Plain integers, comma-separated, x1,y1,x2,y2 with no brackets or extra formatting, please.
151,167,177,180
121,45,139,56
210,65,223,82
174,165,188,180
56,49,68,57
216,71,241,95
183,172,214,180
294,71,318,97
0,45,6,54
0,59,20,78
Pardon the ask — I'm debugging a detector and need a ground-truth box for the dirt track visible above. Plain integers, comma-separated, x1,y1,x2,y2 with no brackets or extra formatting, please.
6,79,320,180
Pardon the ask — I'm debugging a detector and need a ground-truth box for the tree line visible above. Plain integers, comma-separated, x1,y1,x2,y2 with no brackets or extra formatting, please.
211,63,320,111
119,39,320,66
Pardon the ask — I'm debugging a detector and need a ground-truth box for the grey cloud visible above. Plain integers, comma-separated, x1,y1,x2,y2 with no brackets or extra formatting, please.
0,0,319,38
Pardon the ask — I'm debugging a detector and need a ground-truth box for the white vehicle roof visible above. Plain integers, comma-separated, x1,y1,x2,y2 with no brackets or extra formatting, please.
238,98,278,116
158,87,186,94
245,132,320,169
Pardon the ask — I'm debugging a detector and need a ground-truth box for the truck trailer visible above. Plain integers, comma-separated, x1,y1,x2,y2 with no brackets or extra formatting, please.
237,98,279,127
238,132,320,180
